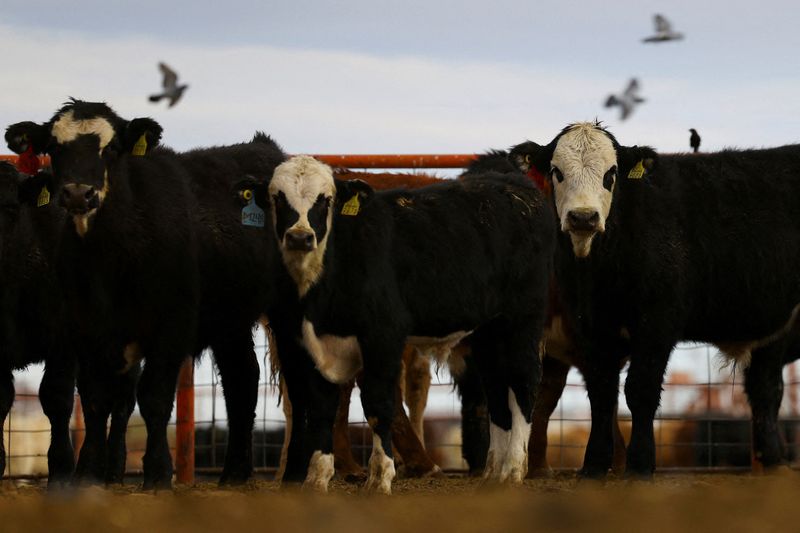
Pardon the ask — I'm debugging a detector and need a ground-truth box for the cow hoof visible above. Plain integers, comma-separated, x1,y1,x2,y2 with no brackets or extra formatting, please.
219,470,252,487
303,451,334,493
578,466,609,481
526,466,555,479
364,454,395,495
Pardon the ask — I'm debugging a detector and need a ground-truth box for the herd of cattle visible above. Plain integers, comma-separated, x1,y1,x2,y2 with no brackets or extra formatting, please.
0,99,798,494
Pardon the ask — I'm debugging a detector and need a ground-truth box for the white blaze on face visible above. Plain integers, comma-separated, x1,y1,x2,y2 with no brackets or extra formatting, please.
51,110,115,153
269,155,335,295
550,122,618,258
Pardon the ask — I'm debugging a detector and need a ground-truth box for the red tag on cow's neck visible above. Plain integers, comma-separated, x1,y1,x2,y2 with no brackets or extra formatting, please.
527,167,551,196
17,145,41,176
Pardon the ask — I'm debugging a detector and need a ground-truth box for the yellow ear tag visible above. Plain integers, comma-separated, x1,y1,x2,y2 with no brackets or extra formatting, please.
341,194,360,216
627,160,645,179
132,134,148,156
36,186,50,208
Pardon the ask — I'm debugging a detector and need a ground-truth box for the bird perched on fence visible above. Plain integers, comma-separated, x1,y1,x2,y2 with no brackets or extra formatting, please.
604,78,645,121
690,128,701,153
642,14,685,43
149,62,189,108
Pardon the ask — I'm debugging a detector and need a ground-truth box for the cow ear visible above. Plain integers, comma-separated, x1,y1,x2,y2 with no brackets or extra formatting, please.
5,122,50,154
335,178,374,215
123,118,163,156
232,175,268,209
509,140,549,173
617,145,658,181
336,178,374,201
17,172,55,206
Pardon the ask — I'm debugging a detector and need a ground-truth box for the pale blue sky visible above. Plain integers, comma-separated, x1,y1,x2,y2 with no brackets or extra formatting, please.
1,1,798,153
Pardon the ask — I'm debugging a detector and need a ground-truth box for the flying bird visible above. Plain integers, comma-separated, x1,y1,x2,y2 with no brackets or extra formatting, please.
604,78,645,121
690,128,701,153
149,62,189,108
642,14,685,43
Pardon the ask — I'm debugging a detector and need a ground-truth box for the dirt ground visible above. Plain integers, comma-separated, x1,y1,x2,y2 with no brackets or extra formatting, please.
1,472,798,533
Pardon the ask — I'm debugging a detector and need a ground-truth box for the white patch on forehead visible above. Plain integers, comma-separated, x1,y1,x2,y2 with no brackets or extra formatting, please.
51,110,115,150
551,122,618,258
269,155,335,207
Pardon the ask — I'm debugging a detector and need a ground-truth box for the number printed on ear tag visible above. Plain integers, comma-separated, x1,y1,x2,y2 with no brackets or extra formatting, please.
36,186,50,207
627,160,645,179
341,194,360,216
242,197,265,227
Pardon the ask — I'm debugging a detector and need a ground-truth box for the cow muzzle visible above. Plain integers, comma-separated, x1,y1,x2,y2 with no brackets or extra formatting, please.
284,229,316,252
60,183,100,214
566,209,600,233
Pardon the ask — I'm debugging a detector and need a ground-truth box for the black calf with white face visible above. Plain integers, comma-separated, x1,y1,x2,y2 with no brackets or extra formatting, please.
5,99,162,237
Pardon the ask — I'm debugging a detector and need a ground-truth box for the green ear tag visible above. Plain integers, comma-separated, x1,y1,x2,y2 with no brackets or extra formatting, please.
36,186,50,207
132,134,148,156
627,160,645,179
341,194,360,216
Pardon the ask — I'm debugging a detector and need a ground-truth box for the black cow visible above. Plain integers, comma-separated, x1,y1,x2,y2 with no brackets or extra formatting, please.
4,99,309,489
461,145,630,478
522,121,800,478
0,163,74,484
244,155,554,493
0,162,140,486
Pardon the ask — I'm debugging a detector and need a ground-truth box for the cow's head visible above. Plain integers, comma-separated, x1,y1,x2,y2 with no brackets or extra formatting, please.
518,122,656,258
5,99,162,237
267,155,373,295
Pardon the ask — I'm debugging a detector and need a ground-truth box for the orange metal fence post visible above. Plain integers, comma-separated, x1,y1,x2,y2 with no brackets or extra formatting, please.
175,357,195,484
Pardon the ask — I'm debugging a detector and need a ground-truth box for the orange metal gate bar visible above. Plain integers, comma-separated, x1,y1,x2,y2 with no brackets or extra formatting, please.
0,154,479,170
1,152,476,482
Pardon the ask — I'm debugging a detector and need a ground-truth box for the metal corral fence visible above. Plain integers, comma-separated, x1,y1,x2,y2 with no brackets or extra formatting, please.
2,154,799,481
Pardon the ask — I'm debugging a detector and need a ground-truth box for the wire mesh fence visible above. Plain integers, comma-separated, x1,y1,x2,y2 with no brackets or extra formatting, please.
4,327,799,478
1,157,798,479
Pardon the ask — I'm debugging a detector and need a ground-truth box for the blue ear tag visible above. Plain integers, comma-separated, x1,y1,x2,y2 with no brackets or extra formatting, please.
241,197,265,227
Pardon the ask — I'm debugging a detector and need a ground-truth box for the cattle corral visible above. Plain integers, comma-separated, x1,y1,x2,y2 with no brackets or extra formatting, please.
2,155,799,481
1,150,799,533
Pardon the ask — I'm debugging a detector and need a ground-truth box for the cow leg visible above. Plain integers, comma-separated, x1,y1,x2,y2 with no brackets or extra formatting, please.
623,344,672,479
0,369,14,478
270,321,313,484
502,327,540,483
138,355,183,490
212,332,259,485
611,407,627,476
38,357,76,487
360,337,403,494
390,375,440,478
332,380,365,481
73,353,113,485
528,354,570,478
275,377,291,482
745,343,787,470
302,369,340,492
403,346,430,444
580,348,621,479
105,362,140,485
452,349,489,476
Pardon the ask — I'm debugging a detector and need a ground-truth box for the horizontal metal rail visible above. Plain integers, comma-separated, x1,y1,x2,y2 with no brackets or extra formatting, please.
0,154,479,170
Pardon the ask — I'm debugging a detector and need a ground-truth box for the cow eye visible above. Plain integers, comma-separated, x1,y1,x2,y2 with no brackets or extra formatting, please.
272,194,283,206
603,166,617,191
550,167,564,183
